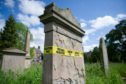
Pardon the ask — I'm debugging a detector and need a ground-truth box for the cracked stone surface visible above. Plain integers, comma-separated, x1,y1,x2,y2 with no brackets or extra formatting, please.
43,22,85,84
52,27,85,84
40,3,85,84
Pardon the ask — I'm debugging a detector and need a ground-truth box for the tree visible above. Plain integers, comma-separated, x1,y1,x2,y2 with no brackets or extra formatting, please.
91,47,100,62
15,22,33,50
0,15,33,50
84,51,92,63
0,15,18,49
106,20,126,62
0,30,2,49
30,47,36,58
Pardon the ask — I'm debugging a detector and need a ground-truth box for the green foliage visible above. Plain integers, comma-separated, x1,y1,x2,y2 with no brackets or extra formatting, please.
86,63,124,84
15,22,33,50
15,22,28,50
0,15,18,49
91,47,100,62
0,63,125,84
30,47,36,58
106,20,126,62
0,64,42,84
106,70,124,84
0,30,2,48
110,63,126,77
84,53,91,63
0,15,33,50
84,47,100,63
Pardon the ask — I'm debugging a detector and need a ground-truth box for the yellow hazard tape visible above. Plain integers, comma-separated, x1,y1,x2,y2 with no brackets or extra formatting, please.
44,46,84,57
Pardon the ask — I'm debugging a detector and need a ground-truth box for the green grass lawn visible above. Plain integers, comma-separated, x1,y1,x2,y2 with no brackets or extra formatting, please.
86,63,126,84
0,64,42,84
0,63,125,84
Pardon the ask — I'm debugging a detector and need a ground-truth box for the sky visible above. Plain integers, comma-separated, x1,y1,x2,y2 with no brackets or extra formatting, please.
0,0,126,52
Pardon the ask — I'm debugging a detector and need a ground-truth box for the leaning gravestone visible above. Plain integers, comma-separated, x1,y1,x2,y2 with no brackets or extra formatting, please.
39,3,85,84
99,37,109,76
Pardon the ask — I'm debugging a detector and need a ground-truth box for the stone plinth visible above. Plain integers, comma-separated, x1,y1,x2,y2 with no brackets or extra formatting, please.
2,48,26,72
40,3,85,84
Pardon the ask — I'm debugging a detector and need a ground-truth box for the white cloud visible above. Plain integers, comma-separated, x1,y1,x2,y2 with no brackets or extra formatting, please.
85,14,126,35
90,16,118,29
5,0,15,8
83,14,126,52
0,19,5,29
80,22,87,28
0,14,5,29
80,19,87,28
116,14,126,20
30,27,45,52
17,0,45,51
19,0,45,16
85,29,96,35
84,44,98,52
17,13,41,27
83,36,89,44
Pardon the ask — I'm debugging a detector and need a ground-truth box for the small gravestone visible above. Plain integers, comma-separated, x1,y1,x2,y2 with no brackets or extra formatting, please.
99,37,109,76
40,3,85,84
2,48,26,72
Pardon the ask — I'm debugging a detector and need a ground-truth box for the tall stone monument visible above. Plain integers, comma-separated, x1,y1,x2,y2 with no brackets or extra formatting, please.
24,30,30,57
24,30,31,68
39,3,85,84
99,37,109,76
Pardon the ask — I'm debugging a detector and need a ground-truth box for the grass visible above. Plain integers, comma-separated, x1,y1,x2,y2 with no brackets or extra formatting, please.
0,63,125,84
0,64,42,84
86,63,125,84
110,63,126,77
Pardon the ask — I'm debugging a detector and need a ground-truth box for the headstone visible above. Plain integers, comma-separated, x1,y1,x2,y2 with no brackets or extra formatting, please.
99,37,109,76
24,30,31,68
1,48,26,72
39,3,85,84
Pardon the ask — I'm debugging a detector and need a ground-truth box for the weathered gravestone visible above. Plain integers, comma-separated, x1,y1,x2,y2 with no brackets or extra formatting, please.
1,30,31,72
2,48,26,72
39,3,85,84
99,37,109,76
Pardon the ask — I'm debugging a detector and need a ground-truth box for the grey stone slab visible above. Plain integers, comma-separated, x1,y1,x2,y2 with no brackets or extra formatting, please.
2,54,25,72
2,48,26,55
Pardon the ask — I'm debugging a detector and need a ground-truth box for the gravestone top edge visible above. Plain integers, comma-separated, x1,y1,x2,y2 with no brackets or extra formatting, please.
2,48,26,54
39,3,85,36
42,3,80,27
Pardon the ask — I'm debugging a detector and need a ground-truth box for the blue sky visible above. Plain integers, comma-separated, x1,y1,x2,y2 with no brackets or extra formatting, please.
0,0,126,52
